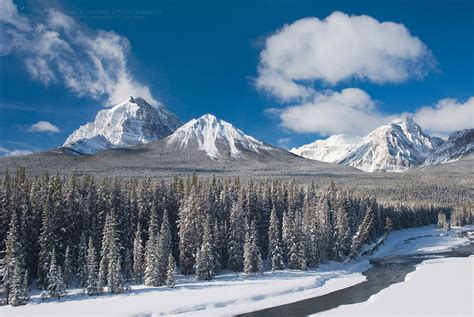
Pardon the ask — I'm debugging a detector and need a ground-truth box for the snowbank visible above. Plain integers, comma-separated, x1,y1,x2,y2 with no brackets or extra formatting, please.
319,256,473,316
2,225,471,316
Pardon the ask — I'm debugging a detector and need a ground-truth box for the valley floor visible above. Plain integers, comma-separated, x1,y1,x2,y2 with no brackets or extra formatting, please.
2,226,472,317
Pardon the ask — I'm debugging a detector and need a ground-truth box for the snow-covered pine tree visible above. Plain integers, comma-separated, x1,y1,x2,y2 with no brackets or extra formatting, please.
178,187,203,275
38,194,55,289
47,248,66,299
196,217,217,280
349,205,375,258
283,210,306,270
144,210,159,286
268,205,284,271
2,212,27,306
243,221,263,274
76,233,88,288
63,245,73,288
166,254,176,287
86,239,101,296
102,211,124,293
227,194,245,272
333,195,351,261
21,269,29,303
157,210,172,285
8,260,28,306
294,211,307,270
132,224,143,284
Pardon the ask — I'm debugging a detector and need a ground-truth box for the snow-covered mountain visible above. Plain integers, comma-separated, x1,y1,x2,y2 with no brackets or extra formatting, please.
423,129,474,166
290,134,358,163
63,97,182,154
340,117,441,172
292,117,446,172
166,114,274,159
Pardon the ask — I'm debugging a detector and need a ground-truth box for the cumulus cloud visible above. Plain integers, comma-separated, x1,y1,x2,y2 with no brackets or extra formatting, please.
274,89,473,136
27,121,60,133
255,12,465,137
413,97,474,135
0,0,158,106
275,88,397,136
256,12,434,101
0,146,32,157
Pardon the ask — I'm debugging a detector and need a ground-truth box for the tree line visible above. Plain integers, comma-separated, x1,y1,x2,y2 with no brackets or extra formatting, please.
0,169,451,306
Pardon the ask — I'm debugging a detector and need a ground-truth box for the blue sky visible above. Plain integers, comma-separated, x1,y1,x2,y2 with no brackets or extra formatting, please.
0,0,473,155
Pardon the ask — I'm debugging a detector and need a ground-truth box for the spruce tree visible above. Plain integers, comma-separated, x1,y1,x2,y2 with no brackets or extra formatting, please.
101,211,124,293
243,221,263,274
334,197,351,261
47,249,66,299
268,205,284,271
63,245,73,288
166,254,176,287
3,212,27,305
8,261,28,306
196,217,217,280
350,206,375,258
86,239,101,296
228,195,245,272
157,211,172,284
144,211,159,286
132,224,143,284
178,188,203,275
76,233,88,288
38,195,55,289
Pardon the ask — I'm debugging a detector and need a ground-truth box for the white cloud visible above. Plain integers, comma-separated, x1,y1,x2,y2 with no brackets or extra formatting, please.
0,0,30,31
256,12,433,101
0,0,158,106
275,88,396,136
274,89,473,136
256,12,471,137
413,97,474,135
0,146,32,157
27,121,60,133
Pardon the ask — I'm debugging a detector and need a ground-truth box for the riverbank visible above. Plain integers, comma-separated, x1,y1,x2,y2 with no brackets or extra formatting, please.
320,255,473,316
2,225,472,317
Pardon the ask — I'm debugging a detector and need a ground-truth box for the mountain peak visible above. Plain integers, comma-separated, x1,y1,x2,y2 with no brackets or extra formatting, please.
293,118,446,172
167,114,271,159
198,113,218,121
63,97,182,154
291,134,358,162
423,128,474,166
340,118,439,172
390,116,414,125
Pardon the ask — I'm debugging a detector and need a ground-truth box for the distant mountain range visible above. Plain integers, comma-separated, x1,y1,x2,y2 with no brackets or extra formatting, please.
292,117,473,172
3,96,473,174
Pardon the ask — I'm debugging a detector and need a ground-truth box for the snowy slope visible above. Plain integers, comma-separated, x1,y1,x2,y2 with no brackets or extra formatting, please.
423,128,474,166
63,97,182,154
3,226,470,317
340,117,441,172
291,134,359,163
166,114,274,159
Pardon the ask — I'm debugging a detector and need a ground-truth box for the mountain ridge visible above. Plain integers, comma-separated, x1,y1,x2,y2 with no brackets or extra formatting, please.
292,117,472,172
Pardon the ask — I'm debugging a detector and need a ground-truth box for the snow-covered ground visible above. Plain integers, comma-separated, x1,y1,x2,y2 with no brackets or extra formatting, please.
319,256,473,316
2,225,472,317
